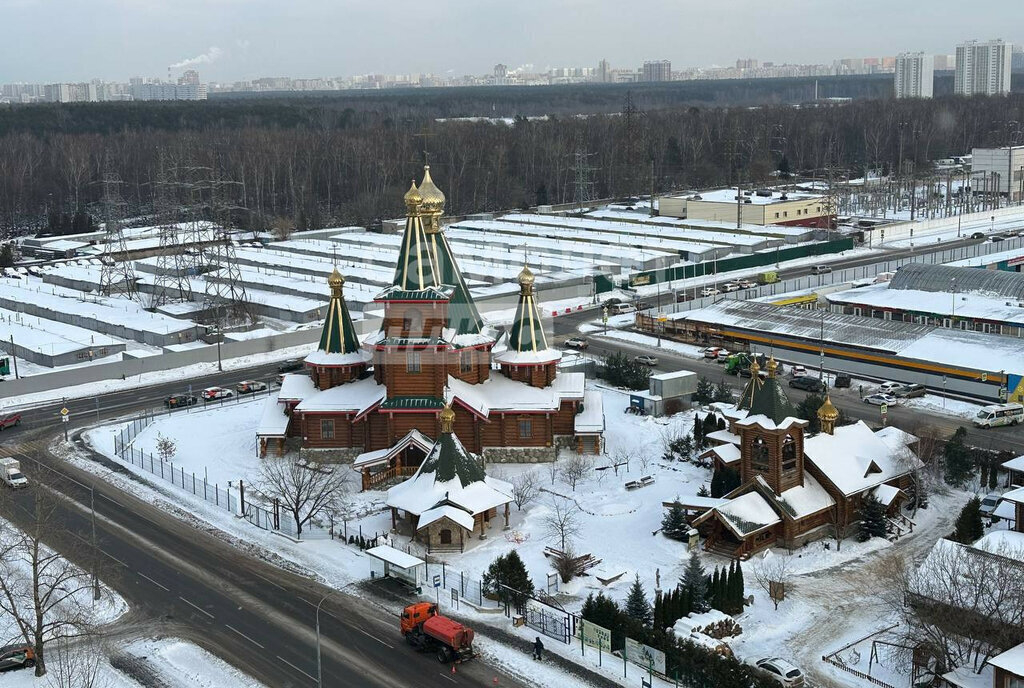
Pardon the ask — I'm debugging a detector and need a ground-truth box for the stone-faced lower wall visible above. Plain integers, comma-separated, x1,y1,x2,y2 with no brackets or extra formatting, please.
299,447,363,463
483,445,557,463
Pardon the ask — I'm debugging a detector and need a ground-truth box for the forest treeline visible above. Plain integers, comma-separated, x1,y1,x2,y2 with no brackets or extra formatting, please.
0,82,1022,235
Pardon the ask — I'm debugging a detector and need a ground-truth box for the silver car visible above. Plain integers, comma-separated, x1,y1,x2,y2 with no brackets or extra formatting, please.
755,657,805,687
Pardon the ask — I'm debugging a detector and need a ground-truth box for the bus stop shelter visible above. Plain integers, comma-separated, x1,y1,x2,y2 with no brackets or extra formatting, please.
366,545,425,587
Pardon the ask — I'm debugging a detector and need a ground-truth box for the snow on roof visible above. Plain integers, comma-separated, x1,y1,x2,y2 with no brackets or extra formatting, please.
417,504,475,531
993,499,1017,522
256,397,290,437
707,444,741,464
941,664,994,688
277,374,316,402
672,609,732,636
804,421,920,496
715,491,781,536
973,530,1024,562
493,349,562,365
778,473,836,519
295,377,386,414
988,642,1024,676
671,495,730,510
574,390,605,434
828,282,1024,325
874,426,918,452
353,429,434,469
688,188,822,206
872,483,903,507
446,372,584,417
387,473,512,518
365,545,424,570
735,414,804,431
706,429,741,445
1001,486,1024,503
304,349,373,366
1002,455,1024,473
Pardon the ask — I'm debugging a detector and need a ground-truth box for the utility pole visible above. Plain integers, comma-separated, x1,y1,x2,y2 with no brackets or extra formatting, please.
9,335,18,379
736,179,742,230
91,485,100,600
650,157,656,217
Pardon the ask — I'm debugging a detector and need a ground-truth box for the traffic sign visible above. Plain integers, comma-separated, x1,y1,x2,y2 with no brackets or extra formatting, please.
879,404,888,415
62,416,69,423
433,574,441,588
60,407,69,416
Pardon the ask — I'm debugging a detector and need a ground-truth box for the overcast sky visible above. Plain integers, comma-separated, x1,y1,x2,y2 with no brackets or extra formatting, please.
0,0,1019,83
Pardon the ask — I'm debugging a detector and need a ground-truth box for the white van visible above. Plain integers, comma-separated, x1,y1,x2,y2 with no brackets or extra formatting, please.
810,265,832,275
973,403,1024,428
609,303,637,315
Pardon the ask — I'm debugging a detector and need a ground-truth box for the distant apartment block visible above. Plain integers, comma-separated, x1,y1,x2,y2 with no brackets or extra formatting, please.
955,39,1012,95
893,52,934,98
43,82,98,103
642,60,671,82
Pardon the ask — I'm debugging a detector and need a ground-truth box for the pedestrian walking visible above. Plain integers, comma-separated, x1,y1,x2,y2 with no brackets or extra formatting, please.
533,636,544,661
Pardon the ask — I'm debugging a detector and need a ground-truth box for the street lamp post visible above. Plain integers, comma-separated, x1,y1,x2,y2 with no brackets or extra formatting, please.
316,593,332,687
91,485,100,600
950,278,956,324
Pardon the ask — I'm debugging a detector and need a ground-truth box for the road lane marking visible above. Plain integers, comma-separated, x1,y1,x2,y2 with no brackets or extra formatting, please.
97,493,125,509
439,671,457,683
178,596,215,620
138,572,170,592
225,624,265,649
252,571,290,592
100,549,129,568
277,655,316,682
353,627,394,648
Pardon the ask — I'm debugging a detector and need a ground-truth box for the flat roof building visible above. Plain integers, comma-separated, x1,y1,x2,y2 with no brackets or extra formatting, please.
971,146,1024,202
659,188,831,228
894,52,934,98
955,39,1012,95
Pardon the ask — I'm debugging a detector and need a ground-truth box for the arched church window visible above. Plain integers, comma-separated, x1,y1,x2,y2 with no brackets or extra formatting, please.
782,434,798,472
403,308,423,336
751,437,770,471
439,528,453,545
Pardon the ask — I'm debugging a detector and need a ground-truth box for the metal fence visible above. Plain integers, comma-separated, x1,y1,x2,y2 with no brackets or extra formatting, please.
412,560,497,610
114,410,235,514
525,603,573,644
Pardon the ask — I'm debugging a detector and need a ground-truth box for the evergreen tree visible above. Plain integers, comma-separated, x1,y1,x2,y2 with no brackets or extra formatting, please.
712,381,733,403
535,183,549,206
697,483,710,498
653,591,665,632
711,470,726,498
0,244,13,269
857,493,888,542
702,412,719,439
944,427,975,487
778,156,792,179
709,568,721,612
482,551,534,609
694,376,715,404
712,468,741,497
734,561,745,612
693,416,706,448
953,496,984,544
661,502,689,541
717,417,726,431
625,574,653,627
581,591,620,630
680,551,708,611
726,561,737,614
796,393,826,433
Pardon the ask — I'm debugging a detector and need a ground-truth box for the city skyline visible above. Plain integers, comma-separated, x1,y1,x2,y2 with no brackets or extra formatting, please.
0,0,1020,83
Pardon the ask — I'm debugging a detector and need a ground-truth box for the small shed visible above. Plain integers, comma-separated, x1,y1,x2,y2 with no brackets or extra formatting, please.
630,370,697,417
366,545,424,587
1002,454,1024,487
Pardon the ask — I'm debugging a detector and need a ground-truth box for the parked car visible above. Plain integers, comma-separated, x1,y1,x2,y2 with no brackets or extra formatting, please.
564,337,589,350
634,355,659,366
810,265,832,275
863,393,897,406
609,303,637,315
970,231,986,239
721,282,742,292
703,347,722,359
833,372,852,388
737,279,758,289
163,394,197,408
894,383,927,399
602,298,622,308
754,657,805,687
201,386,234,401
790,365,807,377
789,376,825,393
989,236,1005,243
0,644,35,672
237,380,268,394
980,492,1001,517
700,287,721,297
715,350,731,362
878,381,903,393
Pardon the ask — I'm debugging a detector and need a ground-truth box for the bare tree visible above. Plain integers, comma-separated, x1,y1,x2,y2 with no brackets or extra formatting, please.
882,540,1024,675
510,470,540,511
320,479,355,541
256,455,350,537
560,454,592,492
751,551,791,611
546,459,560,485
155,433,176,462
611,448,634,475
0,498,102,677
542,495,581,552
45,636,110,688
637,442,655,474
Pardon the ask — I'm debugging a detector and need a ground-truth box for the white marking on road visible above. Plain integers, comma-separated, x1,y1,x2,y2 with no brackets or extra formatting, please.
252,571,289,592
439,671,457,683
178,595,215,620
138,572,169,592
225,623,265,649
97,493,125,509
100,549,129,568
277,655,316,682
354,626,394,648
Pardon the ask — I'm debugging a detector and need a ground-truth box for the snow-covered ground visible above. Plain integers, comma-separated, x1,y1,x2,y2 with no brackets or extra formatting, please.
0,638,267,688
590,330,707,359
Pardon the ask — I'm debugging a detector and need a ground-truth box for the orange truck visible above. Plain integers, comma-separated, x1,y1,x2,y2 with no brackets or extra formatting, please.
399,602,476,664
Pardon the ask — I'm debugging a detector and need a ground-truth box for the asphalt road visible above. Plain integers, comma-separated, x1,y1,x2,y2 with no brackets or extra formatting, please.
0,437,527,688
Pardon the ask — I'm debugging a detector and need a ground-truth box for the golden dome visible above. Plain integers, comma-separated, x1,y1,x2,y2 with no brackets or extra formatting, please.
817,395,839,421
328,267,345,296
749,358,760,375
518,264,535,294
766,356,778,378
439,404,456,433
418,165,446,214
403,180,422,210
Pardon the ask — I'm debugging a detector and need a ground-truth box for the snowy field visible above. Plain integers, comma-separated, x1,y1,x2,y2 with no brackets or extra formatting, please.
0,638,267,688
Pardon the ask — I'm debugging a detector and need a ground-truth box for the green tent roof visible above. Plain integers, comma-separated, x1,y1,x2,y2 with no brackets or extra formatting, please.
428,232,484,336
506,270,548,353
392,214,441,291
737,373,798,425
318,271,362,355
419,431,485,485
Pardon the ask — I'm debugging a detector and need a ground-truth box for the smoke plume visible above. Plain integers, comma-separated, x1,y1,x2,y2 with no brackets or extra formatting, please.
170,46,223,70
